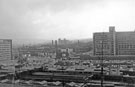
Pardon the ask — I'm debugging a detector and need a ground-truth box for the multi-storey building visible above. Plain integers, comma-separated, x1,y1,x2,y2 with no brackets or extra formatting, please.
0,39,12,60
93,26,135,55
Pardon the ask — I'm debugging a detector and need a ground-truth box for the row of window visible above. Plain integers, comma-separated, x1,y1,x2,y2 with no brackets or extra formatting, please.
95,44,111,49
0,49,11,51
118,44,135,49
96,44,135,49
118,51,135,55
0,56,11,57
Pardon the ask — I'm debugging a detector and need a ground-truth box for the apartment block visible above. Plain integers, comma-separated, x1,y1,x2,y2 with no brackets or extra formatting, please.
0,39,12,60
93,26,135,55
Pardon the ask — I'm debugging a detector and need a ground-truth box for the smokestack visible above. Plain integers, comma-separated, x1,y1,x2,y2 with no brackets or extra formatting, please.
66,48,68,53
52,40,54,46
55,40,57,48
78,40,79,45
55,40,58,58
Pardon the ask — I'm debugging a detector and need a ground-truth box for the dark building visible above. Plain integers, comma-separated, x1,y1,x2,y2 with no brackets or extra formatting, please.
93,26,135,55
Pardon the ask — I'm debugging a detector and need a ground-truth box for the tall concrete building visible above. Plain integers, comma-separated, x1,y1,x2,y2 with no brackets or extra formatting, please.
0,39,12,60
93,26,135,55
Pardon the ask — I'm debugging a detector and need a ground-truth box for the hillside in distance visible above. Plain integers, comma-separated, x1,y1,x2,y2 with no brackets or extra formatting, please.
12,39,49,47
12,38,93,48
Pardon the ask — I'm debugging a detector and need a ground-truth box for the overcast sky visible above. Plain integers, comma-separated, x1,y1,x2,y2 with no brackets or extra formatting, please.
0,0,135,40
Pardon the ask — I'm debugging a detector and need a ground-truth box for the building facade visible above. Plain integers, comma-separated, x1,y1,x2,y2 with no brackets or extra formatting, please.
93,26,135,55
0,39,12,60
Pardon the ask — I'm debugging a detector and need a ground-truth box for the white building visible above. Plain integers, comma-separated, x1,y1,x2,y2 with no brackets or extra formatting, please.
0,39,12,61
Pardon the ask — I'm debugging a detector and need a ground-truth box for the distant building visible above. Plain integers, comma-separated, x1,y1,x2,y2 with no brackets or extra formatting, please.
93,26,135,55
12,48,19,59
61,48,73,53
58,38,70,45
0,39,12,60
19,46,55,57
74,47,90,53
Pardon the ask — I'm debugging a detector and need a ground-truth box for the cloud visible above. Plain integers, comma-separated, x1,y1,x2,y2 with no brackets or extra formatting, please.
0,0,135,40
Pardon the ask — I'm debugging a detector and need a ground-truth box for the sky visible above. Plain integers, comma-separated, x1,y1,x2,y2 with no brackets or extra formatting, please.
0,0,135,41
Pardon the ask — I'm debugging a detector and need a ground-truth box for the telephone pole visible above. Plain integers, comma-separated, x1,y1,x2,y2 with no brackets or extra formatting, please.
101,32,104,87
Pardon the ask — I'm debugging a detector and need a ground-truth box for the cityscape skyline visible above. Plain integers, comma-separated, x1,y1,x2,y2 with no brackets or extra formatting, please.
0,0,135,40
0,0,135,86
